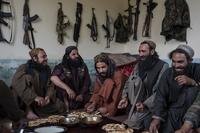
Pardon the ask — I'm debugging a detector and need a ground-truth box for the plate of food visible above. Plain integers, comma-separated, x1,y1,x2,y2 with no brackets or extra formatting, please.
67,111,90,119
34,126,67,133
28,115,65,127
102,123,134,133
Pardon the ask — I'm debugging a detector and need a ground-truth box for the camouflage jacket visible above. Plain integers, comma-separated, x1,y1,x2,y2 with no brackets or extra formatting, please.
161,0,190,42
184,90,200,128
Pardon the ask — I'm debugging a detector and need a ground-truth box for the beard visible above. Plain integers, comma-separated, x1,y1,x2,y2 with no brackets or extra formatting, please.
40,60,48,66
173,66,187,78
139,55,158,70
99,72,107,77
69,57,82,68
27,60,50,73
34,61,49,71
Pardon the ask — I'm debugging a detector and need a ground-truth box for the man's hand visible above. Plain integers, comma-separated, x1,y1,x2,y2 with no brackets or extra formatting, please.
135,102,145,112
149,119,160,133
175,75,196,86
175,122,193,133
118,98,128,109
44,96,50,105
76,94,83,102
86,103,96,113
98,107,108,115
34,96,46,106
65,88,76,100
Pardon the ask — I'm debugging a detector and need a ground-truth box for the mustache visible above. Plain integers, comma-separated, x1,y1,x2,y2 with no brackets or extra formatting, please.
174,66,185,70
99,72,106,76
139,56,145,60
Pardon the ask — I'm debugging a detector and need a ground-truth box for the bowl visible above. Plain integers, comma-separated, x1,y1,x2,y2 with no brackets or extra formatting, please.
81,115,102,126
63,116,79,126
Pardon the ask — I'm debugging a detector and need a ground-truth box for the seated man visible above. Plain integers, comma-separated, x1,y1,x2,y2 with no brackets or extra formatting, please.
85,53,126,116
118,40,168,130
175,91,200,133
149,45,200,133
51,46,91,110
0,80,24,122
12,48,65,120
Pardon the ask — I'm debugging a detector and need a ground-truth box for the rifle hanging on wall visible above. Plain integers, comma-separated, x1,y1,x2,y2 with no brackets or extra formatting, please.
142,0,157,37
56,2,70,45
102,10,114,48
0,0,13,44
73,2,82,46
124,0,134,37
133,0,141,40
23,0,39,49
87,8,98,42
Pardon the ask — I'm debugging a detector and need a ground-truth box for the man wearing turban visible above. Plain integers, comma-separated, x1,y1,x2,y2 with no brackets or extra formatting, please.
51,46,91,110
85,53,126,116
118,40,168,130
12,48,65,120
150,45,200,133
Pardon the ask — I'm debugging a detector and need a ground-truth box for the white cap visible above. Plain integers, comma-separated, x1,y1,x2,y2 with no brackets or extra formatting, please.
177,44,194,58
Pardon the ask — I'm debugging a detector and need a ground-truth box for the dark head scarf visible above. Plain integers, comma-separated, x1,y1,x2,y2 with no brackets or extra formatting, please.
94,53,116,83
62,46,84,68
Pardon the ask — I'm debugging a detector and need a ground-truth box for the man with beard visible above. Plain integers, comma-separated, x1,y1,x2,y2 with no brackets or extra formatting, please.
149,46,200,133
51,46,91,110
117,40,168,130
11,48,65,120
85,53,126,116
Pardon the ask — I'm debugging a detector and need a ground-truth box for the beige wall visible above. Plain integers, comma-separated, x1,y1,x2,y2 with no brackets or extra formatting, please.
0,0,199,60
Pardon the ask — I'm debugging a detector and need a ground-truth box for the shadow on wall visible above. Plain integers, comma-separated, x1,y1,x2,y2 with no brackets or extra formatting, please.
1,58,200,86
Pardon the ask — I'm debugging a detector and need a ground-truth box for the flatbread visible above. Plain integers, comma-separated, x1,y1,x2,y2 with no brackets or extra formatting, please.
28,115,65,127
102,123,133,133
47,115,65,123
28,118,48,127
68,111,101,119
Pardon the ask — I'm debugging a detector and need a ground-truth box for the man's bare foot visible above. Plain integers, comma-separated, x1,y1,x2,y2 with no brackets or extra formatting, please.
26,110,39,120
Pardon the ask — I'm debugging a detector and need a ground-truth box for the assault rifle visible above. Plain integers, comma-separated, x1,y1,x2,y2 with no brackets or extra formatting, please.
56,2,70,45
133,0,141,40
142,0,157,37
73,2,82,46
102,10,114,48
23,0,39,49
0,0,12,43
124,0,134,37
87,8,98,41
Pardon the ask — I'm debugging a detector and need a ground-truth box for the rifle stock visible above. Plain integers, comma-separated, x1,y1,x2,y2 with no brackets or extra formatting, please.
133,0,141,40
0,0,13,43
142,0,157,37
23,0,39,49
124,0,134,37
56,2,70,45
87,8,98,41
102,10,113,48
73,2,83,46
